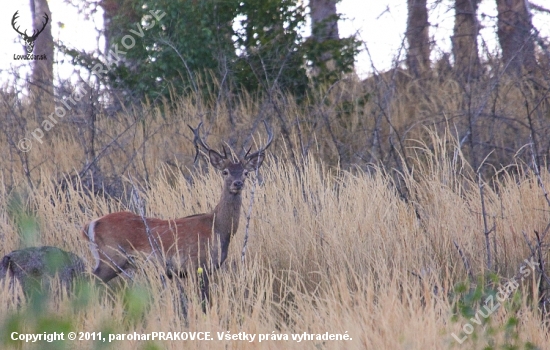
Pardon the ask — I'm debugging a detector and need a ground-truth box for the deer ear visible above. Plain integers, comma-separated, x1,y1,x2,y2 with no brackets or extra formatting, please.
208,150,227,170
244,153,265,171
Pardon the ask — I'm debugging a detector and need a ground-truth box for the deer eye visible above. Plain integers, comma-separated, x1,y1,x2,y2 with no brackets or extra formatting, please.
244,170,249,177
222,170,229,176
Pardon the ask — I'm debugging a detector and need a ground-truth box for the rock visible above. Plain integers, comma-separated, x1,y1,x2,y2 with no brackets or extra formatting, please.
0,246,85,292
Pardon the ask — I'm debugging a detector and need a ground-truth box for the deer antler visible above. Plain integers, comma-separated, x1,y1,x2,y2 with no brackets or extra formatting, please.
188,122,227,163
244,121,274,161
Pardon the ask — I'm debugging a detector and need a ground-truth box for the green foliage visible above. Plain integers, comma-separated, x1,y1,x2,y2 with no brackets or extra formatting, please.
450,276,539,349
0,278,154,350
107,0,239,103
0,282,77,350
6,191,39,247
304,14,361,86
60,0,360,104
122,284,151,322
233,0,309,96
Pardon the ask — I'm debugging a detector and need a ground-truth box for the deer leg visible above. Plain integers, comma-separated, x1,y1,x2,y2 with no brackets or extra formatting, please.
198,266,210,313
93,248,130,283
93,263,119,283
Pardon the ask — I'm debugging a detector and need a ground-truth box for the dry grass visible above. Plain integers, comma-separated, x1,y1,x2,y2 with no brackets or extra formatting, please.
0,69,549,348
2,70,549,191
0,130,549,349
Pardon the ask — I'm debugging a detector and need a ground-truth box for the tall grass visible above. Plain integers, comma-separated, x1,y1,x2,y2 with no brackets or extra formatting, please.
1,65,549,348
0,128,549,349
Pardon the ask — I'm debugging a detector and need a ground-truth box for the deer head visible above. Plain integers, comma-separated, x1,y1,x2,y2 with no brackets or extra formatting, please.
188,121,273,195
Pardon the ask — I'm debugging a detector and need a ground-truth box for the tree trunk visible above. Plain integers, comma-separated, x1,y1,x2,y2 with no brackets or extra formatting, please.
101,0,118,54
100,0,139,54
452,0,481,79
310,0,339,41
406,0,430,78
30,0,54,113
310,0,339,73
496,0,536,74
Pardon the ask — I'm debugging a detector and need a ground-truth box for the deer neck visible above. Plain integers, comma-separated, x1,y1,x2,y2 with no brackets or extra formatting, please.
213,190,242,241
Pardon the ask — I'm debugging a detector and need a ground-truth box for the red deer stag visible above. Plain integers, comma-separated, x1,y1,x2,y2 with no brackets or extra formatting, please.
83,122,272,304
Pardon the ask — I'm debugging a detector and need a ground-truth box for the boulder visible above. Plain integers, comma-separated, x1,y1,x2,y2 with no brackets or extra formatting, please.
0,246,85,292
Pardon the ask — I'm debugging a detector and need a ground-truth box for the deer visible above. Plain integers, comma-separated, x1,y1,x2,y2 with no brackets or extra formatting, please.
12,11,49,54
82,122,272,306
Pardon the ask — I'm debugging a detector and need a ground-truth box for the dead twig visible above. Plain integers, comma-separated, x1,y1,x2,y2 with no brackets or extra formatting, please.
453,240,474,281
